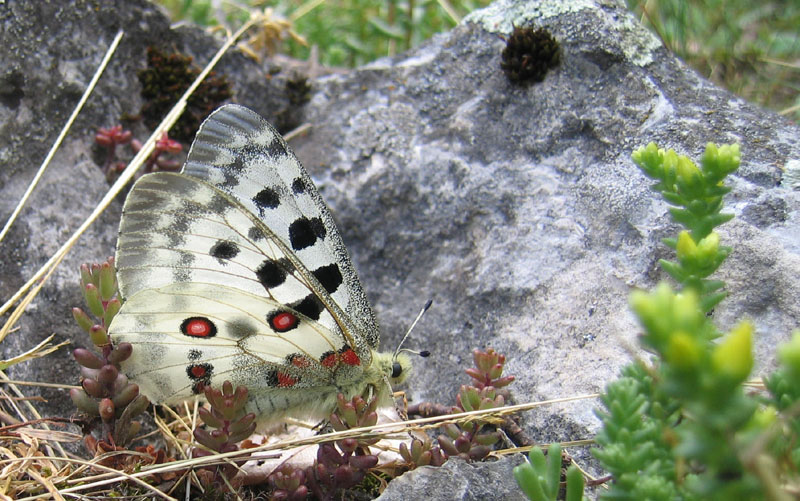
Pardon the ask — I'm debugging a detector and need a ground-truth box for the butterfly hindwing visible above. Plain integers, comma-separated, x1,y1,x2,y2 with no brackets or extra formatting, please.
110,283,367,411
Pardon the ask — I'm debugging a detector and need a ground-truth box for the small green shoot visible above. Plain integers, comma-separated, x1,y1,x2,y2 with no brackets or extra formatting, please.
514,443,587,501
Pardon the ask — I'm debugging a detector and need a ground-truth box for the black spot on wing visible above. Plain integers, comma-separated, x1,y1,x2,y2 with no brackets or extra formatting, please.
291,177,307,194
173,252,195,282
228,320,258,339
168,213,192,247
253,187,280,212
266,137,287,158
256,259,287,289
291,294,323,320
227,142,262,173
312,264,343,294
265,369,279,387
248,226,264,241
219,169,241,189
208,193,233,215
210,240,240,262
289,217,326,250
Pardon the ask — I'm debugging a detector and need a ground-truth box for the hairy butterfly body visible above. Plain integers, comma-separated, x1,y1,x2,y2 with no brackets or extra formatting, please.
108,104,410,424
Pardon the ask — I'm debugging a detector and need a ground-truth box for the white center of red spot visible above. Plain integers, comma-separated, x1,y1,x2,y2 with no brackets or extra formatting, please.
272,312,297,331
186,319,212,337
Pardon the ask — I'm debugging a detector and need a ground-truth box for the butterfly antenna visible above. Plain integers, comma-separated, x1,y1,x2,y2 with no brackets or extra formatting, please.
393,298,433,360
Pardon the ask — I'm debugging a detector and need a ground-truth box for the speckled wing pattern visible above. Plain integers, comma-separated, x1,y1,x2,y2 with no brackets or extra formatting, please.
109,105,385,418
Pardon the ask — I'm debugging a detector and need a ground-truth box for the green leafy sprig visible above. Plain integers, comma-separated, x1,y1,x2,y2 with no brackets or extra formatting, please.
588,143,800,499
632,142,739,312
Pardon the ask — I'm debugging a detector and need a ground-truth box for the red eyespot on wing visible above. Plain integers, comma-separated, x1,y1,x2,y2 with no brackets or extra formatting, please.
186,363,213,381
320,351,337,368
289,354,310,368
188,362,213,395
277,372,297,387
269,311,298,332
181,317,217,338
340,348,360,366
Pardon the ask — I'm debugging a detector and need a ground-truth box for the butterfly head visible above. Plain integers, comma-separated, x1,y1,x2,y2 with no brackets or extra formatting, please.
372,351,412,386
382,298,432,386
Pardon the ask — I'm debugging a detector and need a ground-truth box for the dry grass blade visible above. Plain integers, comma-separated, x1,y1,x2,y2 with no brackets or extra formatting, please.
0,12,261,320
0,15,267,498
436,0,461,23
8,428,82,444
0,434,73,500
491,438,597,457
0,335,69,372
289,0,327,22
20,469,63,501
0,30,124,247
2,454,179,501
0,381,79,391
0,376,67,462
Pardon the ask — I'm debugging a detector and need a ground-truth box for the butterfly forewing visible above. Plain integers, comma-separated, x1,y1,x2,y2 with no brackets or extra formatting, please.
181,105,380,348
116,173,344,337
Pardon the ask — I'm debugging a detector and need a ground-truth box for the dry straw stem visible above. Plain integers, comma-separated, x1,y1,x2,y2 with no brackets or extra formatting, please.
2,453,177,501
436,0,462,23
0,30,124,246
0,371,69,462
48,394,603,498
0,13,262,319
289,0,326,22
0,12,266,499
0,381,79,391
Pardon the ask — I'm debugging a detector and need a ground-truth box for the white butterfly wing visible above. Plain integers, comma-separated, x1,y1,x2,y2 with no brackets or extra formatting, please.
111,283,368,417
181,105,380,348
115,172,350,342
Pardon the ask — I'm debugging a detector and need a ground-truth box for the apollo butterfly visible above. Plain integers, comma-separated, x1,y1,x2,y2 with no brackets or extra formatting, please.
108,104,411,424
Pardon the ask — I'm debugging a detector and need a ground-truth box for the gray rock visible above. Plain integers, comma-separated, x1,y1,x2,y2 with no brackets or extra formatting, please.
0,0,292,428
1,0,799,497
291,0,800,446
377,455,528,501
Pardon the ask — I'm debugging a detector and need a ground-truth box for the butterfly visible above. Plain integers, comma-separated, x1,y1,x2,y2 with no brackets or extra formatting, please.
108,104,411,424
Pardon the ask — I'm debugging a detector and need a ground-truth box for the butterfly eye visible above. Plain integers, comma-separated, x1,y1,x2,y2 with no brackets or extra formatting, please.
391,361,403,379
